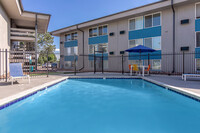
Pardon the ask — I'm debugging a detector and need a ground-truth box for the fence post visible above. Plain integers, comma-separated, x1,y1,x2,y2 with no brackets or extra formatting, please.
5,49,8,82
102,52,104,74
94,46,96,74
183,51,185,74
47,51,49,77
74,54,76,75
122,55,124,75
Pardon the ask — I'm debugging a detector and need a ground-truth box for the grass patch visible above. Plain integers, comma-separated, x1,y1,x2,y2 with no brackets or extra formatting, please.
30,71,75,76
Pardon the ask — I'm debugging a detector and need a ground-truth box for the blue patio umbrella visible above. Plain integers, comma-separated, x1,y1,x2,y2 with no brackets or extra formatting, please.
125,45,156,67
125,45,156,53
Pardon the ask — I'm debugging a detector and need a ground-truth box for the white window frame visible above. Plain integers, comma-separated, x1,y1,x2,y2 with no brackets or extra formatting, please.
88,43,109,54
128,39,144,48
196,59,200,72
195,2,200,19
195,2,200,71
128,16,143,31
65,32,78,42
144,36,162,50
144,12,162,29
195,31,200,72
88,24,108,38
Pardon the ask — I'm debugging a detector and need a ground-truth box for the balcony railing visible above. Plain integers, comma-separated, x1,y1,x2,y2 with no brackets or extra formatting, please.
10,28,35,41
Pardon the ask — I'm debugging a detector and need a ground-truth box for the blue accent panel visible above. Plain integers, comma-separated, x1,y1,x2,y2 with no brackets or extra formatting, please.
65,56,78,61
129,26,161,40
129,50,162,60
89,35,108,45
195,19,200,32
88,53,108,60
195,48,200,59
64,40,78,48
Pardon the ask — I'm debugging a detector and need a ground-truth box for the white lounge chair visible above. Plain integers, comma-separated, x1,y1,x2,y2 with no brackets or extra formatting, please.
182,74,200,81
9,63,30,85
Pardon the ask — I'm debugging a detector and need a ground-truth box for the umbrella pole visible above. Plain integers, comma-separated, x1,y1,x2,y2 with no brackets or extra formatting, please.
140,51,141,69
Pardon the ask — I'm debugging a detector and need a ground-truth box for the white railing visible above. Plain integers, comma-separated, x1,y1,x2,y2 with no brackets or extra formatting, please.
10,28,35,41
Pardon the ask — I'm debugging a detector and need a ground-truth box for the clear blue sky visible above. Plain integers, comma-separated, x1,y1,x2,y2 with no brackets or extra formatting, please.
22,0,159,49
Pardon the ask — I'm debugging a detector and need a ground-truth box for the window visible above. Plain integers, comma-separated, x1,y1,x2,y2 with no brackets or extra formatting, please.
144,37,161,50
90,25,107,37
153,13,161,26
144,60,161,70
145,13,161,28
72,32,78,40
99,25,108,36
153,37,161,50
196,3,200,19
74,47,78,55
129,39,143,48
197,32,200,47
66,47,71,55
89,43,108,54
152,60,161,70
66,47,78,55
65,32,78,41
89,45,97,54
145,15,153,28
98,43,108,53
93,28,98,37
99,26,103,36
89,28,98,37
197,59,200,71
65,61,76,68
65,34,71,42
103,26,108,35
65,61,72,68
129,17,143,31
144,38,152,48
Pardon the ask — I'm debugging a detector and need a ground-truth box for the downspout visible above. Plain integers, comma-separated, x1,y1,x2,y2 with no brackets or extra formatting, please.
171,0,175,73
76,25,85,71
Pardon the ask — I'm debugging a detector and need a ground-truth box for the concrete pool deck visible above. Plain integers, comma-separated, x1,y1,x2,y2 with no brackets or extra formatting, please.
0,73,200,108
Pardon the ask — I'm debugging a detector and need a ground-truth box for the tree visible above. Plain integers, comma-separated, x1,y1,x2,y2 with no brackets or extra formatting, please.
38,33,54,49
37,33,57,64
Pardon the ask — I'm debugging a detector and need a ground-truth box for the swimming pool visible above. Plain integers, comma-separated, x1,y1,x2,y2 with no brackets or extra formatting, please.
0,79,200,133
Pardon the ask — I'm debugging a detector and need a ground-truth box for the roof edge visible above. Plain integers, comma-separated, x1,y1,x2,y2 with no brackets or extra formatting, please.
50,0,168,35
19,0,51,33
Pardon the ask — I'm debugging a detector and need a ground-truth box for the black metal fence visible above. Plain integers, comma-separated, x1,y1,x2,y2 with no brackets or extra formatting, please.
66,52,200,75
1,49,200,82
0,49,57,82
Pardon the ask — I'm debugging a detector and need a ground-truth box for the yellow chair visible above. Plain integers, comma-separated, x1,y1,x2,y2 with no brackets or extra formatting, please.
132,64,139,74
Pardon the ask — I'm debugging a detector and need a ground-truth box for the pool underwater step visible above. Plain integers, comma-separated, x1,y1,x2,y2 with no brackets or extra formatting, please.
0,76,200,111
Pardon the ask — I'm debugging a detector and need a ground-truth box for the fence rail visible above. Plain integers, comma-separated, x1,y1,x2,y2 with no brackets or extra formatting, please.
0,49,57,82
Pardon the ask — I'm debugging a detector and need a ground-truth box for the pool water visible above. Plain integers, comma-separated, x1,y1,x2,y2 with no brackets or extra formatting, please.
0,79,200,133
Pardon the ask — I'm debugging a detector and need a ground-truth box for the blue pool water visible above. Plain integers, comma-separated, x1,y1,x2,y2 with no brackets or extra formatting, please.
0,79,200,133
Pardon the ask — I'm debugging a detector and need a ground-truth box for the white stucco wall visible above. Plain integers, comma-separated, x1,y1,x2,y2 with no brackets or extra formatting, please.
0,3,10,77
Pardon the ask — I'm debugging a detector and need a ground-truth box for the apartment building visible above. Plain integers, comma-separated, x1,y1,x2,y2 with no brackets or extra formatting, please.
0,0,50,76
51,0,200,73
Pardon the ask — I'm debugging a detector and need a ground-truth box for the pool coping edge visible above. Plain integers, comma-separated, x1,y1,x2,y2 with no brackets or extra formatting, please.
143,77,200,101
